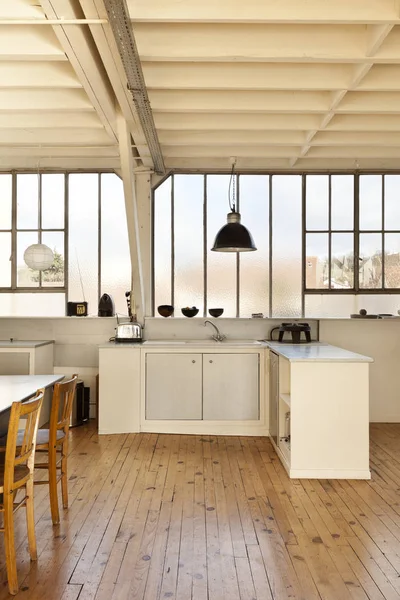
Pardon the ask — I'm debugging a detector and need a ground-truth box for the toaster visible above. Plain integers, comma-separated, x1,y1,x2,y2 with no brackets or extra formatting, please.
115,322,143,343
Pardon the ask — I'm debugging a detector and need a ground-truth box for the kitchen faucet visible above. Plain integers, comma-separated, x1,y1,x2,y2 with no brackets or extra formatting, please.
204,320,226,342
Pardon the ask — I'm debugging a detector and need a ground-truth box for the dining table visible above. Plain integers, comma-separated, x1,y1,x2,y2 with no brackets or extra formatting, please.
0,375,65,414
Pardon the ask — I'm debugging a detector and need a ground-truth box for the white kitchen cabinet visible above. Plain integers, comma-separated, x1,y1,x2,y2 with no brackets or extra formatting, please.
202,353,259,420
146,353,203,420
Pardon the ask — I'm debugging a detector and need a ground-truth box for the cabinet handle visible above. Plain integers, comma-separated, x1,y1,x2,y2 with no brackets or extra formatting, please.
209,360,213,363
192,360,196,363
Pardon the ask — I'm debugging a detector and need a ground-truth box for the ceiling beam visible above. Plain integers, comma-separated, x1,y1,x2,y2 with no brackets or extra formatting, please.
0,89,95,112
143,62,352,91
0,62,82,88
133,23,368,63
154,112,321,131
291,22,394,166
128,0,398,24
39,0,117,143
0,111,104,129
0,26,67,61
149,90,330,113
80,0,154,170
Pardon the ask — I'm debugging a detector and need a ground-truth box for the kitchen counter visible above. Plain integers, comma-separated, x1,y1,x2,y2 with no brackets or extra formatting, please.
266,341,373,363
0,340,54,348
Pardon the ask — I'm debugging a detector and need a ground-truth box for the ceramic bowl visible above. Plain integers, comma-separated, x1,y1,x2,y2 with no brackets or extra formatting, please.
181,307,199,318
208,308,224,318
157,305,174,318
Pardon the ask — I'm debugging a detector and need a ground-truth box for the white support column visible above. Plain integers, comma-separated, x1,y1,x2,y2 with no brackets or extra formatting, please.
118,111,145,323
135,171,152,316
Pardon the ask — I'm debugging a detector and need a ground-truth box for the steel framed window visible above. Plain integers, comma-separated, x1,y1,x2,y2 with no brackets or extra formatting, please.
153,171,400,320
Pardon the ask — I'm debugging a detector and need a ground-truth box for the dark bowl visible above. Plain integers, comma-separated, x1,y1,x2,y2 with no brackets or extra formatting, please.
181,307,199,318
157,304,174,318
208,308,224,318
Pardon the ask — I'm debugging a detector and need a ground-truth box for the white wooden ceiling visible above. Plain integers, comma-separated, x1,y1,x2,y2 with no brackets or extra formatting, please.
128,0,400,171
4,0,400,172
0,0,120,171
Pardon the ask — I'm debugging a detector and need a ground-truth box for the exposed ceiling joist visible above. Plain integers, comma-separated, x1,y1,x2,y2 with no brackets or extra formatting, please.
128,0,399,25
80,0,154,170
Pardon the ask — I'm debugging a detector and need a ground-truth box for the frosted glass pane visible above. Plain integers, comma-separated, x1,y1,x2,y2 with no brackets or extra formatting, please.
174,175,204,315
359,233,382,289
17,231,39,287
384,233,400,288
42,174,65,229
17,174,38,229
360,175,382,230
331,175,354,230
207,175,237,317
305,295,356,318
0,175,12,229
357,295,400,316
154,177,172,311
101,173,131,315
272,175,302,317
331,233,354,288
305,233,328,289
41,231,64,287
69,174,98,313
0,233,11,286
0,293,65,316
306,175,328,230
239,175,269,317
384,175,400,230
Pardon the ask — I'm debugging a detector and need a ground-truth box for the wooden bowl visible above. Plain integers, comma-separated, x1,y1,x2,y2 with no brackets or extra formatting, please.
208,308,224,318
157,305,174,318
181,307,199,318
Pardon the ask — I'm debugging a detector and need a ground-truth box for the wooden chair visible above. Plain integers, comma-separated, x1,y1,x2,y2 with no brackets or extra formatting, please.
34,374,78,525
0,390,43,595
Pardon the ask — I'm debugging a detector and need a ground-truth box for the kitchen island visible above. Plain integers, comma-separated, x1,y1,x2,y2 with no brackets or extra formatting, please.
99,339,372,479
266,342,373,479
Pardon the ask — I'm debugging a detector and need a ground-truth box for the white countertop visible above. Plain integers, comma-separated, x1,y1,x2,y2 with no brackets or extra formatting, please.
100,340,262,349
0,340,54,348
266,342,373,362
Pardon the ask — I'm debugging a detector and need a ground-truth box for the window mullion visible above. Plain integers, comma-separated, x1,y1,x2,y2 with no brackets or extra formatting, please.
382,175,385,290
354,173,360,292
328,174,332,290
11,172,17,290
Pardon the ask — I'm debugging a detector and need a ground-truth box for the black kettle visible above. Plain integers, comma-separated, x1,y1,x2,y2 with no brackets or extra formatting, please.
98,293,115,317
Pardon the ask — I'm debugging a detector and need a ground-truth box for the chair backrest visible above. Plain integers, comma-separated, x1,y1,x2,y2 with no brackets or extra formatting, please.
49,375,78,443
4,390,44,492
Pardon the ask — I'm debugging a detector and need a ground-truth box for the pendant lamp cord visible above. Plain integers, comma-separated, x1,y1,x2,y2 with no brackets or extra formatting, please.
228,161,236,212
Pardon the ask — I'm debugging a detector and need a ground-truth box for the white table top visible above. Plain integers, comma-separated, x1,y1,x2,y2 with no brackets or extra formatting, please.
0,375,64,413
0,340,54,348
266,342,373,363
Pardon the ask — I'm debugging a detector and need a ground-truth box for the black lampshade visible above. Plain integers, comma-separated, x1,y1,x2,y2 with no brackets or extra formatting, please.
211,211,257,252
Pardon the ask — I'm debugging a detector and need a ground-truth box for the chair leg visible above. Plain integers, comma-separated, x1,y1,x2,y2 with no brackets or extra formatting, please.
4,492,18,595
26,478,37,561
61,440,69,510
48,446,60,525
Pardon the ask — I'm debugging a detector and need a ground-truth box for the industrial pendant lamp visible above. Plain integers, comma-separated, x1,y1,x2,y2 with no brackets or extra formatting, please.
211,159,257,252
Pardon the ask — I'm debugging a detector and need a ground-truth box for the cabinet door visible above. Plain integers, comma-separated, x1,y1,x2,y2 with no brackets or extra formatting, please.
146,354,202,420
203,353,259,420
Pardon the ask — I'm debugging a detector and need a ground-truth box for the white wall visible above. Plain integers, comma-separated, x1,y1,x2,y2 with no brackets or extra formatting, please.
145,317,319,342
0,317,116,418
320,319,400,422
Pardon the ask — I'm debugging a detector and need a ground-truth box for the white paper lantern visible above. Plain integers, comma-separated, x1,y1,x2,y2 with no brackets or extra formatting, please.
23,244,54,271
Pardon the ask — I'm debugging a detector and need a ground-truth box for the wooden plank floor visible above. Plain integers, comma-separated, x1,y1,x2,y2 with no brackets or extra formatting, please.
2,423,400,598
